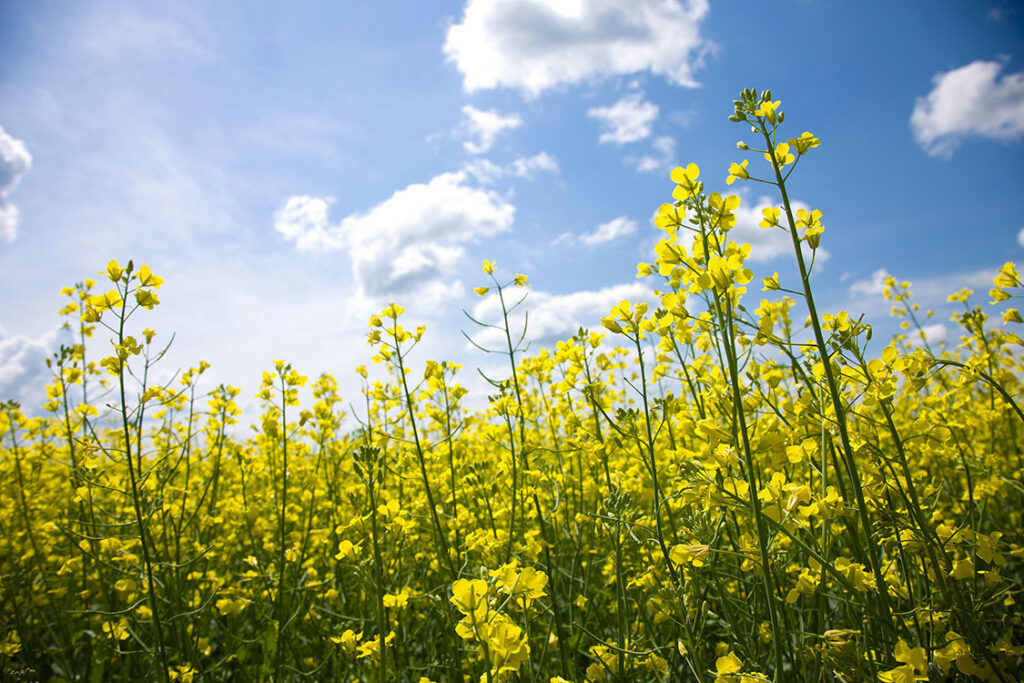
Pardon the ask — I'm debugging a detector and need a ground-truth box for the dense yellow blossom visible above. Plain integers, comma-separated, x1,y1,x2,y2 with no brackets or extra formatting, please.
2,90,1022,683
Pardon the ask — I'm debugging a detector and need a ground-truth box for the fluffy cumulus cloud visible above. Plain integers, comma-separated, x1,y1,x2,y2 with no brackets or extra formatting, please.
588,91,659,144
1017,226,1024,248
463,151,560,184
729,194,831,266
443,0,711,97
469,281,656,348
0,326,70,410
911,59,1024,157
459,105,524,154
272,195,339,251
274,172,515,308
0,125,33,242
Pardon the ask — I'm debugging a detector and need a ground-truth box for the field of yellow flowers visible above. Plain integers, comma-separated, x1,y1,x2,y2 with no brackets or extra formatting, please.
2,90,1023,682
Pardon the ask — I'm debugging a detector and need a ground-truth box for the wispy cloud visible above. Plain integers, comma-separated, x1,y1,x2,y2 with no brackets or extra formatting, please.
554,215,637,247
459,105,524,154
462,151,559,184
626,135,675,173
848,268,892,299
588,91,659,144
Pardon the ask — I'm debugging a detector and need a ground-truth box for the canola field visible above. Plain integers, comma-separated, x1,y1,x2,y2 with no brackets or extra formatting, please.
2,91,1023,682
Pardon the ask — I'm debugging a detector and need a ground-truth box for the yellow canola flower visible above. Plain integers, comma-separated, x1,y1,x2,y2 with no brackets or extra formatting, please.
670,543,710,567
0,631,21,657
654,202,684,233
877,664,925,683
671,163,701,199
765,142,795,167
484,613,531,677
933,632,969,674
330,629,362,655
102,259,124,282
717,652,742,673
382,586,415,610
482,259,496,274
334,539,360,560
382,302,404,319
708,192,741,230
168,665,196,683
357,631,395,661
834,557,875,592
893,638,928,673
135,289,160,309
796,208,823,236
755,99,781,123
759,207,782,229
661,291,689,318
949,558,973,580
102,619,130,641
88,289,123,312
516,567,548,600
788,131,820,154
726,160,749,185
994,261,1019,288
136,264,164,288
215,596,250,616
450,578,489,620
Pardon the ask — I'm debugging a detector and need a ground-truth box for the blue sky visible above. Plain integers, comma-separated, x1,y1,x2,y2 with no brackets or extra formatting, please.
1,0,1023,411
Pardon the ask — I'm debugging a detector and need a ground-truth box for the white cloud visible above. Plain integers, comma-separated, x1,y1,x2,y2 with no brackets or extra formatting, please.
469,281,657,348
1017,226,1024,248
462,158,506,184
844,265,997,325
0,326,70,411
274,172,515,308
730,194,831,266
510,151,559,178
588,91,659,144
0,125,33,242
459,105,523,154
911,59,1024,157
443,0,711,97
552,215,637,247
907,323,948,348
463,151,560,184
848,268,892,299
581,216,637,246
273,195,340,251
627,135,675,172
